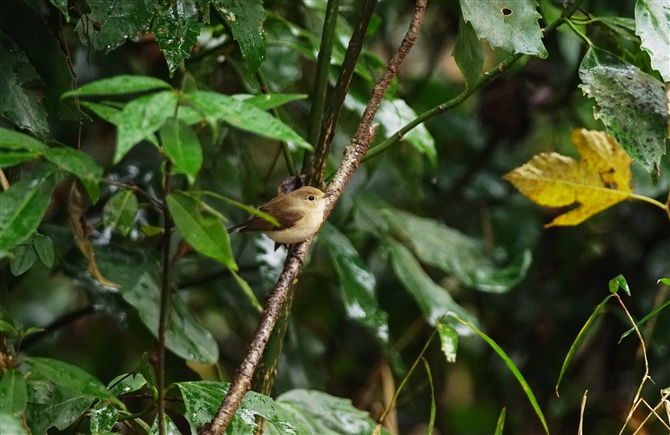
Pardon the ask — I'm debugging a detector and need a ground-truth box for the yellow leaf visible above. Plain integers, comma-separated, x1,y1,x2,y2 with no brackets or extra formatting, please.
503,129,632,227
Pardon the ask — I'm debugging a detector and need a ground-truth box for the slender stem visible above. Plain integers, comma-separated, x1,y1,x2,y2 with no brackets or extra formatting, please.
629,192,668,211
157,160,173,435
565,18,594,48
102,179,162,209
304,0,340,168
377,329,436,426
305,0,379,186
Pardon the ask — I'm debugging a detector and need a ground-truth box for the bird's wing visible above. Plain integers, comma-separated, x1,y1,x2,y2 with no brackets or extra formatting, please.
233,205,304,233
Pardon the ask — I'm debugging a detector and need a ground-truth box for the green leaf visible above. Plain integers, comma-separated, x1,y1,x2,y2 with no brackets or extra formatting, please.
276,389,387,435
63,76,172,98
555,294,614,395
81,102,160,147
319,222,390,343
167,192,237,271
0,0,84,121
635,0,670,81
0,411,28,435
213,0,266,73
90,401,118,434
25,383,94,434
448,315,549,435
453,17,486,89
49,0,69,21
150,413,181,435
375,99,436,165
608,274,630,295
9,243,38,276
385,238,478,329
177,382,313,435
0,369,27,415
107,373,147,396
579,47,668,181
422,359,436,435
0,128,103,201
460,0,548,58
0,167,59,253
26,358,124,407
384,209,532,293
235,93,307,111
0,150,40,168
159,118,203,184
93,247,220,364
116,91,179,163
186,91,313,150
436,317,458,363
0,31,49,137
74,0,156,53
0,127,48,152
103,190,138,236
33,234,54,267
494,407,507,435
154,0,210,73
41,146,103,203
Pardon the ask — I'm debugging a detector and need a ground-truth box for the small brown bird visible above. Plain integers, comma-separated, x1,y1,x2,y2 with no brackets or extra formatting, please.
227,186,329,250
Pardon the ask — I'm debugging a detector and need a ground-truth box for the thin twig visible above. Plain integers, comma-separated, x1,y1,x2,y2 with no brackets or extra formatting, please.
156,160,174,435
578,390,588,435
196,2,427,434
616,293,651,435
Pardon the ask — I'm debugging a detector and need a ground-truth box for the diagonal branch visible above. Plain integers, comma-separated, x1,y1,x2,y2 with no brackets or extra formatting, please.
196,2,427,434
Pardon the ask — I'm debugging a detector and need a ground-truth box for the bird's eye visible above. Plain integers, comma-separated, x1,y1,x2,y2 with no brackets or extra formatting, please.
308,195,315,201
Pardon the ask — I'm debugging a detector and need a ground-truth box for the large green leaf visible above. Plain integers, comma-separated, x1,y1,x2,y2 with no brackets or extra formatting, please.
159,118,203,184
62,75,172,98
385,238,478,329
186,91,313,150
74,0,156,52
167,192,237,271
0,0,83,121
41,147,103,203
115,91,179,163
177,382,312,435
154,0,209,73
635,0,670,81
81,101,160,147
25,381,95,435
0,150,40,168
0,128,103,202
453,17,486,90
384,209,532,293
276,389,391,435
213,0,266,73
460,0,548,58
0,166,59,254
319,222,390,344
103,190,138,236
93,246,220,364
26,358,123,407
0,31,49,137
0,369,27,415
579,47,668,180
